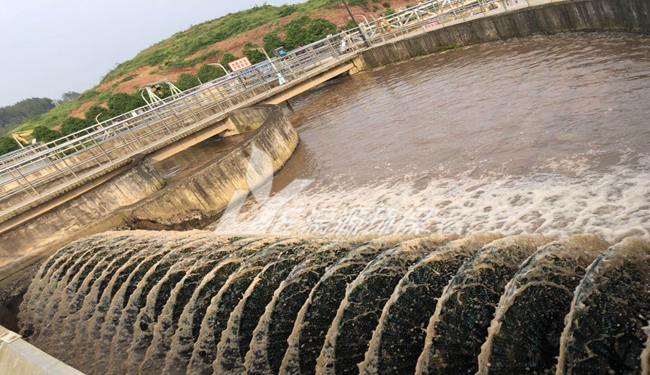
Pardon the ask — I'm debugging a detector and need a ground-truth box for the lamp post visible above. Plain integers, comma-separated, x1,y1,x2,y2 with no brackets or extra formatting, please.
208,63,231,78
354,14,369,25
253,47,286,85
253,47,279,73
342,0,371,48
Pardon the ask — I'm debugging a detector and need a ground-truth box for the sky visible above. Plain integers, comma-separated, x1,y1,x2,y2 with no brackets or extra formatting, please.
0,0,303,107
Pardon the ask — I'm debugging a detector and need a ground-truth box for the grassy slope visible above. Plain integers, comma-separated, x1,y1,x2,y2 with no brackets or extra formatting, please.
15,0,409,132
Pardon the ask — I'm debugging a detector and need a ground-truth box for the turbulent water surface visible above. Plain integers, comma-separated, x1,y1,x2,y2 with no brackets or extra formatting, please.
204,33,650,241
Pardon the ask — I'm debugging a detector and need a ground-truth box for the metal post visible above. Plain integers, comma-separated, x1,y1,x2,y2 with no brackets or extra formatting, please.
325,37,339,59
342,0,371,48
9,168,36,197
414,9,426,32
92,137,112,163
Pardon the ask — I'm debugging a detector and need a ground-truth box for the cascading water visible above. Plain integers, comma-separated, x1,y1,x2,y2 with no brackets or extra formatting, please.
19,231,650,374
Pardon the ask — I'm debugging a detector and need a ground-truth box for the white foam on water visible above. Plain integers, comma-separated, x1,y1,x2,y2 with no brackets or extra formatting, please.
215,155,650,243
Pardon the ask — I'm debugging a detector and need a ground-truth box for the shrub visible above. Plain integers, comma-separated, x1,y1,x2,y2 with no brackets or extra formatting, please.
175,74,201,91
84,105,109,123
284,17,336,50
242,49,267,65
61,117,90,136
220,53,238,71
33,126,62,144
278,5,299,17
197,64,226,82
344,19,357,30
283,16,311,50
307,18,337,40
0,137,20,156
262,32,284,54
107,93,146,115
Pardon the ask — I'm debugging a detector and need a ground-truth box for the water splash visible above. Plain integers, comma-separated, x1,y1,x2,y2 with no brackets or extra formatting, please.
557,237,650,375
417,235,553,374
18,231,650,374
360,233,504,375
476,235,610,374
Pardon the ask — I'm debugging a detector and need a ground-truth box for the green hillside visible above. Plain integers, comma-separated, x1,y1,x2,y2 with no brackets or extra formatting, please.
4,0,400,153
101,0,337,84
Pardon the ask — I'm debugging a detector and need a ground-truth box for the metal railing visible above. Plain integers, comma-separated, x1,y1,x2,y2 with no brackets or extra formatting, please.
0,0,544,215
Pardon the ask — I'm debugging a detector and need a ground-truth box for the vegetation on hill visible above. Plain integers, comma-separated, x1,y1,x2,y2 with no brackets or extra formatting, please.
0,98,55,135
100,0,338,84
2,0,407,156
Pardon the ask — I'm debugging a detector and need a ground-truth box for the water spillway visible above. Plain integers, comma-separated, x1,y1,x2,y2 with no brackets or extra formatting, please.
19,231,650,374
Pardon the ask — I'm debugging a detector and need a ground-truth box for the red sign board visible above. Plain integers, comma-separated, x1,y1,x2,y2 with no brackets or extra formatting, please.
228,57,253,73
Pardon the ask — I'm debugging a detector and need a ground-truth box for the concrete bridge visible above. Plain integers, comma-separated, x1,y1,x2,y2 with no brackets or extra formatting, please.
0,0,648,338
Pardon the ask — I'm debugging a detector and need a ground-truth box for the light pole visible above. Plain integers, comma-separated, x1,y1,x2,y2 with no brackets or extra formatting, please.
253,47,286,85
253,47,279,73
208,63,230,78
354,14,369,25
342,0,371,48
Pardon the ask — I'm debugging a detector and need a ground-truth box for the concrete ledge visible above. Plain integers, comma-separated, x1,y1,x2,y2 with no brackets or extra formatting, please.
0,325,84,375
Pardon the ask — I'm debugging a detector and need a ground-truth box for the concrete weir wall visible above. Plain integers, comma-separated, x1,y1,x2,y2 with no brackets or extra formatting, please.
129,105,299,228
353,0,650,70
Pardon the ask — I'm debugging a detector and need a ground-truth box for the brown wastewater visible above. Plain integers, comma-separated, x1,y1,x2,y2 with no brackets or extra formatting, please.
19,33,650,375
161,33,650,241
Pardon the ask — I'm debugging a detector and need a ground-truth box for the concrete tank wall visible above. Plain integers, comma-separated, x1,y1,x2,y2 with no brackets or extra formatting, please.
129,105,299,228
353,0,650,70
0,156,165,270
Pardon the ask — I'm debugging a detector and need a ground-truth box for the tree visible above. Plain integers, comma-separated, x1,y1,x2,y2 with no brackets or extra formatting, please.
84,105,109,123
0,97,55,135
107,93,146,116
33,126,62,144
175,74,201,91
307,18,337,41
0,137,20,156
197,64,226,83
61,91,80,102
61,117,90,136
242,49,267,65
262,31,284,54
220,54,238,71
